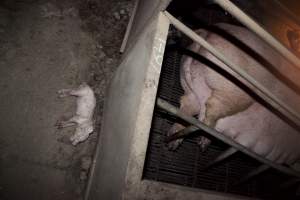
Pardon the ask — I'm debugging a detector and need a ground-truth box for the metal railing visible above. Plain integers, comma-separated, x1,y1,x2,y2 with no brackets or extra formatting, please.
158,0,300,185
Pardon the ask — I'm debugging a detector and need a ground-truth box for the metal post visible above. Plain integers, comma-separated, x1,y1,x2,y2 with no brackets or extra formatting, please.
214,0,300,70
120,0,139,53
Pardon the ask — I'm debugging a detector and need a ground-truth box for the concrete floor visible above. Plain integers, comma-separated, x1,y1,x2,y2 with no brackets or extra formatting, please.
0,0,132,199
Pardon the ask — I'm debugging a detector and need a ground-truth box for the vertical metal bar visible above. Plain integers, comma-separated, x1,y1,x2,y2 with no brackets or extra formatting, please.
120,0,140,53
214,0,300,70
163,11,300,129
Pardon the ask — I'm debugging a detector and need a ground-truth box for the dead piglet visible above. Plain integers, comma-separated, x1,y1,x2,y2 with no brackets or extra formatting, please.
56,83,96,145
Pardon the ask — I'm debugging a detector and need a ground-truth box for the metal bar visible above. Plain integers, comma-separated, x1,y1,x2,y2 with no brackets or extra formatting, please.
166,126,237,169
203,147,238,170
274,0,300,27
120,0,139,53
165,125,197,142
234,164,270,185
165,126,239,169
280,178,300,189
157,98,300,178
214,0,300,70
262,0,300,27
164,11,300,129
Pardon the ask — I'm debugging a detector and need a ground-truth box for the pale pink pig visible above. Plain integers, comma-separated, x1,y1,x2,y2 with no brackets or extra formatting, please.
168,23,300,165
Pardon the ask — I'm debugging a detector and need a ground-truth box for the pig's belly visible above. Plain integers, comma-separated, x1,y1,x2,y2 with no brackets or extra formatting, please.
215,103,300,164
180,23,300,165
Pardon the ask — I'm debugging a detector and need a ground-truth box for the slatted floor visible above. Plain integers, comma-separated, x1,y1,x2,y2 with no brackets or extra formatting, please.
142,36,297,199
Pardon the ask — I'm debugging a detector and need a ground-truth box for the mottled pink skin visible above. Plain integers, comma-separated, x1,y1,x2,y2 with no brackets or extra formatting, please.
170,23,300,165
216,103,300,165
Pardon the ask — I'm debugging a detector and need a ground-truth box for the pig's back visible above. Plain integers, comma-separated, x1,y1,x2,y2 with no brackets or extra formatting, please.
202,23,300,113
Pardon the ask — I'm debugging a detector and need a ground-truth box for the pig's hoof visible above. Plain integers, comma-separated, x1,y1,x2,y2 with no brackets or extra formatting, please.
197,136,211,152
167,124,184,150
168,139,183,151
55,120,64,129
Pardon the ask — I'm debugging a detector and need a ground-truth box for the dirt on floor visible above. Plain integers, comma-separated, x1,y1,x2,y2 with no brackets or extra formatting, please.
0,0,133,199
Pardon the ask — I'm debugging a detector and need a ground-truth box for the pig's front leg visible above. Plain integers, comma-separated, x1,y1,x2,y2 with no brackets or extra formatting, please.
167,92,200,150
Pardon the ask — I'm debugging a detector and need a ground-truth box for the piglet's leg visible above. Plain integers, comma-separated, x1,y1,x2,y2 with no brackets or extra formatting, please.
56,115,81,129
167,93,200,150
57,88,81,97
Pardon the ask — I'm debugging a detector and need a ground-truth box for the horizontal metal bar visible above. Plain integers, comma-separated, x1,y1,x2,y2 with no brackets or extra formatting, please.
214,0,300,70
157,98,300,178
204,147,238,170
234,164,270,185
164,11,300,129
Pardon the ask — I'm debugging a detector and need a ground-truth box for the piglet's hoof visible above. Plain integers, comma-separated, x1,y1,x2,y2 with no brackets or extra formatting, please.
70,135,79,146
57,89,70,98
55,120,64,129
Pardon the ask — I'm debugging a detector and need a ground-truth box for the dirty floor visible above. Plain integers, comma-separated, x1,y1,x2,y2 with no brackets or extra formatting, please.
0,0,133,199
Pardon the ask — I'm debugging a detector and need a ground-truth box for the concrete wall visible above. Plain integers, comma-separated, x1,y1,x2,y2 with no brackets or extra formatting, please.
87,1,256,198
87,11,253,200
86,12,169,200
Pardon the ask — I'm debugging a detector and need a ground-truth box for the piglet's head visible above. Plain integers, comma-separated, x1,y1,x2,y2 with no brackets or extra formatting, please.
76,82,92,96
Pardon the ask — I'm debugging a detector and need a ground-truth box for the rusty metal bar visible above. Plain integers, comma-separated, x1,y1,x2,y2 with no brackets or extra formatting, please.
157,98,300,178
214,0,300,70
234,164,270,185
203,147,238,170
164,11,300,129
